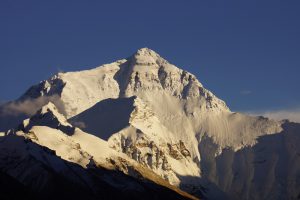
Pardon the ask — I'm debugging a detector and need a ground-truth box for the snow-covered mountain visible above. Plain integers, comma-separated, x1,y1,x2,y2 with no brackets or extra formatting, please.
0,48,299,200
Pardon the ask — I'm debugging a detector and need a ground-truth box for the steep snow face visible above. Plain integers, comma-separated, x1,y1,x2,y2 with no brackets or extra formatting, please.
3,48,300,199
114,48,229,114
107,97,201,186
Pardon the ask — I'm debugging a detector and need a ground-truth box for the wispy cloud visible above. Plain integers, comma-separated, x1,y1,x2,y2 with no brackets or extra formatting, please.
247,108,300,123
0,95,65,117
72,121,86,129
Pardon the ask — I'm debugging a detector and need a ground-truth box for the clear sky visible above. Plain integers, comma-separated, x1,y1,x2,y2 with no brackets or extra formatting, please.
1,0,299,114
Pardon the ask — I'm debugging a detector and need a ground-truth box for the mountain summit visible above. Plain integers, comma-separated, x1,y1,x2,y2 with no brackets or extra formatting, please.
20,48,229,118
0,48,299,200
130,47,164,65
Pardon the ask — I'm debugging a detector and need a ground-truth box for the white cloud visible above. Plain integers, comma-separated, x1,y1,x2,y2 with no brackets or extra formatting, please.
0,95,65,117
72,121,86,129
247,108,300,123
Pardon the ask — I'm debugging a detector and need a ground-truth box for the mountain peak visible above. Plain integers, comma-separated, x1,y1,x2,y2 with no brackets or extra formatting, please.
20,102,74,134
130,47,165,66
135,47,159,56
40,102,58,114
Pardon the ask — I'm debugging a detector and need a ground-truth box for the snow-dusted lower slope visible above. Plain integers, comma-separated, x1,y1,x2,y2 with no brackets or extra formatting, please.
0,48,299,199
0,103,198,200
0,134,197,200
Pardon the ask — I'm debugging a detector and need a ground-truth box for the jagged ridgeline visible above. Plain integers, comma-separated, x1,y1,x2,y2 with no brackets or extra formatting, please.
0,48,299,200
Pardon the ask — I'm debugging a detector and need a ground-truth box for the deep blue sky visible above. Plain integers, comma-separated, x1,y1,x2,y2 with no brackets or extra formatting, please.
1,0,299,112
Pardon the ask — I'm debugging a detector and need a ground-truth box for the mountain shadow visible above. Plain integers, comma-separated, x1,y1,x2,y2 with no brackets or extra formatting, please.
69,97,135,140
0,171,38,200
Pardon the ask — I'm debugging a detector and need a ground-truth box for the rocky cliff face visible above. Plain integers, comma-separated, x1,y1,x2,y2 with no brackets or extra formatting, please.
0,48,299,200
